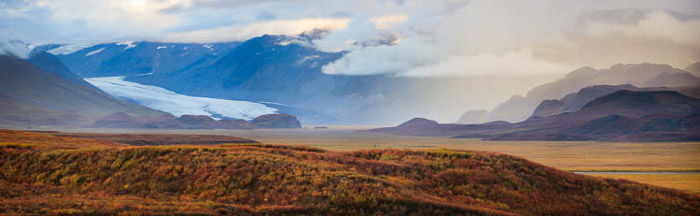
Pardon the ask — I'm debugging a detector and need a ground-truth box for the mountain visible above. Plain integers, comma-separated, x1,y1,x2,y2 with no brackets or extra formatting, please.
456,109,490,124
491,90,700,141
128,35,344,104
3,129,698,215
0,53,164,127
460,63,700,123
369,117,513,137
686,61,700,77
41,41,240,78
374,90,700,141
51,34,562,124
531,84,638,117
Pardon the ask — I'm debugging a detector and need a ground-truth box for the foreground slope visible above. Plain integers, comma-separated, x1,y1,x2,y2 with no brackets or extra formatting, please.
1,130,698,215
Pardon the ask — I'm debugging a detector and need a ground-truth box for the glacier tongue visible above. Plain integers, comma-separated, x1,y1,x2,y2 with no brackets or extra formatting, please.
85,76,276,120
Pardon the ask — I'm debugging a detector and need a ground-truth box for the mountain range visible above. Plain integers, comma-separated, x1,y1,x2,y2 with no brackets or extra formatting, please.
373,89,700,141
35,41,240,78
458,63,700,124
47,34,560,124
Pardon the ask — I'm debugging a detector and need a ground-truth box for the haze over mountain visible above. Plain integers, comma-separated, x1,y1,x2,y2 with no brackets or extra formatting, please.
459,63,700,124
46,34,560,124
376,89,700,141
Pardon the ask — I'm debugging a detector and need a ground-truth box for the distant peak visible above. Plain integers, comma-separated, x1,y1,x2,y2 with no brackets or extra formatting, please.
398,118,439,127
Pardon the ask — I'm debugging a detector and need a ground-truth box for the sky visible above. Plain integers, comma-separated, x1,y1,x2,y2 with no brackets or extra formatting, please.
1,0,699,77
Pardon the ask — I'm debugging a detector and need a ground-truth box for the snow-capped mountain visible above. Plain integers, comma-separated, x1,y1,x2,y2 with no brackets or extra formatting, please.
40,34,559,124
36,41,240,77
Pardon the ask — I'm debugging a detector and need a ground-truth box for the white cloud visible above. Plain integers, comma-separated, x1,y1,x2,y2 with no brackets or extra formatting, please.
583,10,700,47
0,39,31,59
404,50,572,77
162,18,350,42
2,0,699,76
315,0,700,76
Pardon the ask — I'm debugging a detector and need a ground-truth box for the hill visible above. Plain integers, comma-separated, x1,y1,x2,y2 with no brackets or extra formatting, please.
531,84,638,117
375,90,700,141
0,54,164,127
0,129,698,215
460,63,700,123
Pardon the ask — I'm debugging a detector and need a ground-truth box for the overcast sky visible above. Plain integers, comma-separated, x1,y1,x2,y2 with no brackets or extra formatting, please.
1,0,699,76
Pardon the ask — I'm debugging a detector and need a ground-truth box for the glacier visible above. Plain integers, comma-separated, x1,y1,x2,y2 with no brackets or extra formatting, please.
86,76,276,120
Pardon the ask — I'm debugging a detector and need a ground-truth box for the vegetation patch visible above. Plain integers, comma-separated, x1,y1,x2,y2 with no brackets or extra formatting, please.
0,129,698,215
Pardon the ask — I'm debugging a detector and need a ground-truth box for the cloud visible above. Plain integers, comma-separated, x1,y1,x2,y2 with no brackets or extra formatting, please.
313,0,700,76
162,18,350,42
1,0,698,76
404,50,571,77
0,39,31,59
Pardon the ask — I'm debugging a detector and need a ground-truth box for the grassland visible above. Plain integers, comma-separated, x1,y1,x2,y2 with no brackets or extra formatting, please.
586,174,700,193
50,128,700,194
1,129,699,215
58,127,700,171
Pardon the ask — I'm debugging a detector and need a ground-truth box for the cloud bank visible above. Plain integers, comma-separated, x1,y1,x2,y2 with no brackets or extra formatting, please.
1,0,698,76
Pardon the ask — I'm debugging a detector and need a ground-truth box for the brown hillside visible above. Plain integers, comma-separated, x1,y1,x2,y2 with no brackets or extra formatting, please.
0,129,698,215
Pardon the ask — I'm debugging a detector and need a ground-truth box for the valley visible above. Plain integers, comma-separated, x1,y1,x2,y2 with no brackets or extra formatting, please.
2,2,699,214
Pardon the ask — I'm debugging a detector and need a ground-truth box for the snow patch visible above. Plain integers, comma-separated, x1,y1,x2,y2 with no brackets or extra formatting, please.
117,41,136,50
85,47,105,56
47,43,94,55
85,76,277,120
296,55,320,65
277,38,313,47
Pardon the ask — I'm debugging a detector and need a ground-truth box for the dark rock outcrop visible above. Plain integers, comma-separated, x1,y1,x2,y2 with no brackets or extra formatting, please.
251,114,302,129
90,112,300,129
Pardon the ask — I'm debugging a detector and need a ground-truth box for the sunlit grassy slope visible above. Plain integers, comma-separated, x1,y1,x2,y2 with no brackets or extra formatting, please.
1,129,698,215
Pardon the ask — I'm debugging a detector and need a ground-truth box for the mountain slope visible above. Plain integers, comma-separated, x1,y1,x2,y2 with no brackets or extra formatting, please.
1,129,698,215
375,90,700,141
686,61,700,77
0,54,163,127
531,84,638,117
491,90,700,141
43,35,561,124
462,63,700,123
45,41,240,77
